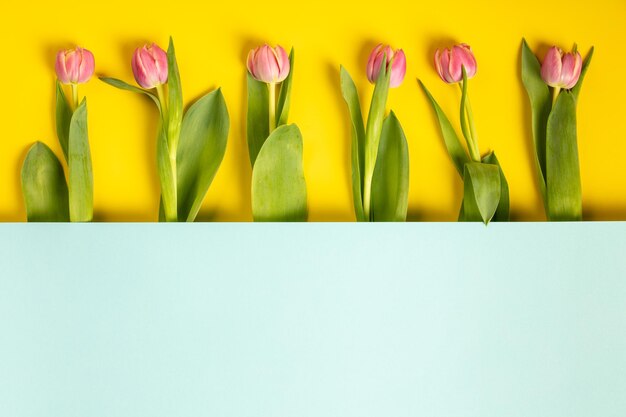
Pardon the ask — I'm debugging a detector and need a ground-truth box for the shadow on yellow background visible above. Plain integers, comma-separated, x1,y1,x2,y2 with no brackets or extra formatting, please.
1,0,625,221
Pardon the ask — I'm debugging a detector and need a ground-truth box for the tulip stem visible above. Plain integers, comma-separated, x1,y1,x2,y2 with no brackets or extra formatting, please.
268,82,276,133
464,95,481,162
71,84,79,110
552,87,561,107
156,84,168,119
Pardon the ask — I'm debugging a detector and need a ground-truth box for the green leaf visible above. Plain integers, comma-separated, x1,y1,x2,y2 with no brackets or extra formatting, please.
246,73,270,166
364,56,390,182
570,46,594,103
276,48,294,127
166,37,183,147
482,152,510,221
521,39,550,203
68,99,93,222
98,77,161,110
546,91,582,221
177,89,229,222
21,142,69,222
461,162,501,224
371,111,409,222
251,124,308,222
418,80,469,177
459,67,472,148
157,123,177,222
340,66,366,222
55,81,72,162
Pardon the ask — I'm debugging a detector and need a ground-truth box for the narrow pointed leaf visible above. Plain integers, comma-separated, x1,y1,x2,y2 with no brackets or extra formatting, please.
276,48,294,127
546,91,582,221
68,99,93,222
462,162,501,224
371,112,409,222
482,152,510,221
340,66,366,221
98,77,161,110
166,37,183,146
364,58,390,179
246,73,269,166
157,123,177,222
252,124,307,222
177,89,229,222
21,142,69,222
571,47,594,103
521,39,550,202
419,80,469,177
55,81,72,162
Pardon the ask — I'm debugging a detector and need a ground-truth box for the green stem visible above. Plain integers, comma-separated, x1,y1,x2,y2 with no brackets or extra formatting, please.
464,94,481,162
552,86,561,107
155,83,177,222
71,84,79,110
268,82,276,133
156,84,168,120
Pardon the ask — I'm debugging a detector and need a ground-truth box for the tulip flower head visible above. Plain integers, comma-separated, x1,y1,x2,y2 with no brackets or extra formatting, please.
247,44,290,84
55,47,95,85
132,44,168,89
541,46,582,90
366,44,406,88
434,43,477,84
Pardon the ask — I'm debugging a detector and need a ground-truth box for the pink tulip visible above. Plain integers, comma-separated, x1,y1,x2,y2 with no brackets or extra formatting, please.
434,44,477,84
541,46,582,90
55,47,95,85
247,44,290,84
131,44,168,89
366,44,406,88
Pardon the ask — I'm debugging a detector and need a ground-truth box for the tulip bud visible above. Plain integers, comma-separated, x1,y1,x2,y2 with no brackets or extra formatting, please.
434,44,477,84
131,44,168,89
541,46,582,90
247,44,290,84
55,47,95,85
366,44,406,88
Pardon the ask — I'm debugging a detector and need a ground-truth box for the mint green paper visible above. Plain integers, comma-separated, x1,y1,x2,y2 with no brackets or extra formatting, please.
21,142,70,222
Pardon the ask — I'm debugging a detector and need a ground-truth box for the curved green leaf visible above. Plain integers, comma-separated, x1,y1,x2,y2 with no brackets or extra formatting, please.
418,80,469,177
246,73,270,166
371,112,409,222
340,66,366,222
55,81,72,162
546,91,582,221
571,47,594,103
482,152,510,221
364,57,390,180
461,162,501,224
177,89,229,222
251,124,307,222
521,39,550,203
157,122,177,222
68,99,93,222
21,142,69,222
276,48,294,127
98,77,161,110
166,37,183,148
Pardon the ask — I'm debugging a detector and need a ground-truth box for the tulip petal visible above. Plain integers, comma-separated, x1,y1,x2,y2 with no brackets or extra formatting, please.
55,50,70,84
389,49,406,88
541,46,563,88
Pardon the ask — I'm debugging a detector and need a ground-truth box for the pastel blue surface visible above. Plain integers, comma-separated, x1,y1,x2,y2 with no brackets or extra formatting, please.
1,223,625,417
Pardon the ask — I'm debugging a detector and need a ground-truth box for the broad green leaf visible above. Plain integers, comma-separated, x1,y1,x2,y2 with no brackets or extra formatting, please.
98,77,161,110
371,112,409,222
418,80,469,177
521,39,550,203
21,142,69,222
546,91,582,221
276,48,294,127
482,152,510,221
177,89,229,222
251,124,307,222
55,81,72,162
461,162,501,224
68,99,93,222
340,66,366,222
363,56,390,182
166,37,183,148
246,73,270,166
571,47,594,103
157,123,177,222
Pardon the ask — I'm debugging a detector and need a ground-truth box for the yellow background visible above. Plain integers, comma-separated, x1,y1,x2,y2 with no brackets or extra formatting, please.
1,0,625,221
